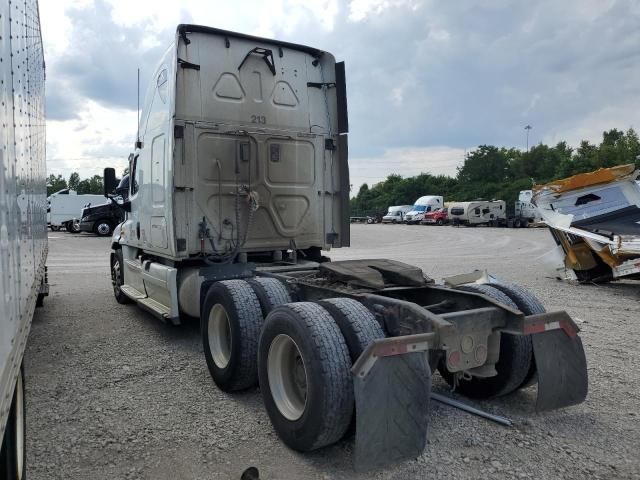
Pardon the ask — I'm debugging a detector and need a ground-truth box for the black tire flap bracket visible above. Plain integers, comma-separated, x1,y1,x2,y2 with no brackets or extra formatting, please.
351,333,435,471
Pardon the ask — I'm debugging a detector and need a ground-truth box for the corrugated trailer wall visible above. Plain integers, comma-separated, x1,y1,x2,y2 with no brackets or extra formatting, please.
0,0,46,438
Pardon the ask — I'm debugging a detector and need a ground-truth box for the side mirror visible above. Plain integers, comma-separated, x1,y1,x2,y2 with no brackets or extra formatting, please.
104,168,117,197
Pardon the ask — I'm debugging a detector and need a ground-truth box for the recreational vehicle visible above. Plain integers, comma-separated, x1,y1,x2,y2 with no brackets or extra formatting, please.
448,200,506,226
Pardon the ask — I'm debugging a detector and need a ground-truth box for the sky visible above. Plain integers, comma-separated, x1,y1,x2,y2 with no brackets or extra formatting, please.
40,0,640,193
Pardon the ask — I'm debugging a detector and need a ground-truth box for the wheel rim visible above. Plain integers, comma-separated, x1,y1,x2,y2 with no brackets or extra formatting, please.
72,222,80,232
111,257,122,295
15,373,24,480
208,304,232,369
97,223,111,235
267,334,307,421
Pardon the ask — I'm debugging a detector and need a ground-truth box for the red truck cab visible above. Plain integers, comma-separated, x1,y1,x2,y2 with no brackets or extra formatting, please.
421,207,448,225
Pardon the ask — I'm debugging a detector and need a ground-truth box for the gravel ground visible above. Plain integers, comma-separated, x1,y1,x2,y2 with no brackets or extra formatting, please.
26,225,640,479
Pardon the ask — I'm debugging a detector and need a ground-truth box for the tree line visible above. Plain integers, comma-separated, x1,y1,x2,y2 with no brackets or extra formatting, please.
351,128,640,215
47,172,104,196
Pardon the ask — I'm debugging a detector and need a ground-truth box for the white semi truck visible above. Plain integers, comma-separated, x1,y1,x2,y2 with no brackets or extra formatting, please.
403,195,444,224
103,25,588,470
1,2,48,478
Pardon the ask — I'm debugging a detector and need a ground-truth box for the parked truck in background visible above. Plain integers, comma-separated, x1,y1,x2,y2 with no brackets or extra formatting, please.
506,190,544,228
0,2,47,478
403,195,444,224
381,205,413,223
103,25,588,470
47,190,105,232
78,199,125,237
421,207,448,225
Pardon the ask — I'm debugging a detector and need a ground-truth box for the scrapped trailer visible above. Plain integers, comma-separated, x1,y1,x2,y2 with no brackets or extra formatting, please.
533,164,640,282
104,25,588,470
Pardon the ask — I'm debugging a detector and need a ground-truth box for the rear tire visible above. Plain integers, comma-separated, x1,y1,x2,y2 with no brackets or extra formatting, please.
258,302,353,451
317,298,385,361
202,280,263,391
248,277,292,317
439,284,533,398
0,366,25,480
489,282,545,388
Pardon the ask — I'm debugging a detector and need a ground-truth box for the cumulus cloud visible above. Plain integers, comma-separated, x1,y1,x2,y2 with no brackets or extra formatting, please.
40,0,640,186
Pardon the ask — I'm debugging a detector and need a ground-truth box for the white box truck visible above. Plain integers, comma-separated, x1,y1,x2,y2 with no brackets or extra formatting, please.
102,25,587,470
403,196,444,224
381,205,412,223
1,2,47,478
47,190,106,232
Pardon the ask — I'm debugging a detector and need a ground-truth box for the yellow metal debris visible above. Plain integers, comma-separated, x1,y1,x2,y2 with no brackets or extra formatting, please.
533,164,636,195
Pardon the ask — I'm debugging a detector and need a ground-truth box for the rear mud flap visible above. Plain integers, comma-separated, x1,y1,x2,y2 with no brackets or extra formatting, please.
533,330,588,411
353,352,431,471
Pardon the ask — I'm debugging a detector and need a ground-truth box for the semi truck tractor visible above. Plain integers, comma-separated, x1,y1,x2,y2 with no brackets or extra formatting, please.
103,25,588,470
403,195,444,224
0,1,48,478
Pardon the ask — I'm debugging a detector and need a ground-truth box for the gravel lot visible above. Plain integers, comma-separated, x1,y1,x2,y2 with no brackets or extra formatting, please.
26,224,639,479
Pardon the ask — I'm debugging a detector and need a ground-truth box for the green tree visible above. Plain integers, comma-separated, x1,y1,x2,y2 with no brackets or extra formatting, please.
46,174,67,196
350,127,640,214
68,172,81,191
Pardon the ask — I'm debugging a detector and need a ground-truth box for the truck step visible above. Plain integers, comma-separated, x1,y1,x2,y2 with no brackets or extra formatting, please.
120,285,146,300
138,297,171,316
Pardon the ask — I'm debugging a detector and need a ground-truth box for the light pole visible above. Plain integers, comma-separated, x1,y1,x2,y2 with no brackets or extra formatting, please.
525,125,532,152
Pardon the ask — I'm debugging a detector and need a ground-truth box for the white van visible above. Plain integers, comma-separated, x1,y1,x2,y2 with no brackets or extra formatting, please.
382,205,413,223
404,196,444,224
448,200,506,226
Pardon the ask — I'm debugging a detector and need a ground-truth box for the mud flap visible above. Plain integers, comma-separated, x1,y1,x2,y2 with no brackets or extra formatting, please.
353,352,431,471
533,330,588,411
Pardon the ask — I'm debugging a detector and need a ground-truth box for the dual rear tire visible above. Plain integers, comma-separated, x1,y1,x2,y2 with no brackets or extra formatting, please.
200,279,383,452
440,282,544,398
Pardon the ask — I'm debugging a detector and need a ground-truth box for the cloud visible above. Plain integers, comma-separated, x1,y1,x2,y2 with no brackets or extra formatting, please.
40,0,640,189
349,145,466,195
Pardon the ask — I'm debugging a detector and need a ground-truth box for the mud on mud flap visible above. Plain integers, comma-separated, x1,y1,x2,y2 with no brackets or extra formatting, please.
526,312,589,411
351,334,434,471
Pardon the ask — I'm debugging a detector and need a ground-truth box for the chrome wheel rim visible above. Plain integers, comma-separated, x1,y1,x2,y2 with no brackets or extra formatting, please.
267,334,307,421
97,223,111,235
208,304,232,369
15,372,24,480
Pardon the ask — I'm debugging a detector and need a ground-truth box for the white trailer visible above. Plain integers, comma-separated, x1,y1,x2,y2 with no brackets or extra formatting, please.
47,191,106,231
381,205,412,223
449,200,506,226
1,2,47,478
403,196,444,224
